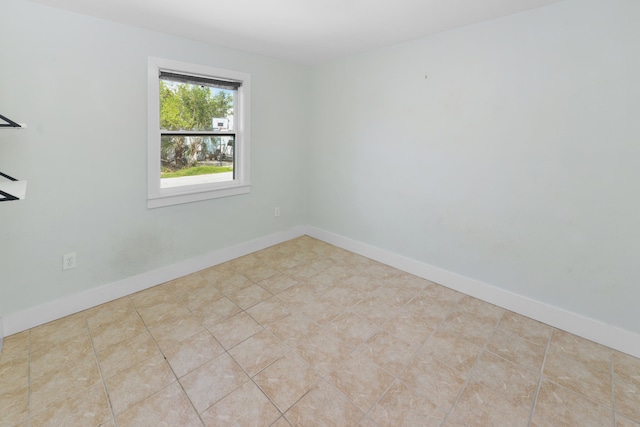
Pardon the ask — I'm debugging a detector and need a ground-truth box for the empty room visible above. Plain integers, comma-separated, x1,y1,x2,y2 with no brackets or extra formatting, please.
1,0,639,425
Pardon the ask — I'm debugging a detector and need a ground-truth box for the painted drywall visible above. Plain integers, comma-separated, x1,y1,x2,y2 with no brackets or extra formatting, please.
0,0,309,317
308,0,640,334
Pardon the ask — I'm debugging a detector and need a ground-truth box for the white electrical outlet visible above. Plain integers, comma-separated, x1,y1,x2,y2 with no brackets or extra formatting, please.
275,207,280,217
63,252,76,270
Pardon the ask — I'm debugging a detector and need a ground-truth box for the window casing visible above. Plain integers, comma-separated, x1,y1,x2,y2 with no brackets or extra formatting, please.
147,57,250,208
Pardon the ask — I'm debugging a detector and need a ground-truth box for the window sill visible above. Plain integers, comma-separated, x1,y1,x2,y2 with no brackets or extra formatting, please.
147,184,250,208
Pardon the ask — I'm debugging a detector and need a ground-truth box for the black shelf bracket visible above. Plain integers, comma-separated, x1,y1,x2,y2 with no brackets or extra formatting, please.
0,114,22,128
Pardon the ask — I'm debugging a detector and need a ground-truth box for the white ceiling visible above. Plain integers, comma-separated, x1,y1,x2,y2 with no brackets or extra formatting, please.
29,0,565,64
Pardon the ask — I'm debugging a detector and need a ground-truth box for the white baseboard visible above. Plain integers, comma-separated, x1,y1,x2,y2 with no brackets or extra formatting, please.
1,226,306,337
3,224,639,359
304,226,640,359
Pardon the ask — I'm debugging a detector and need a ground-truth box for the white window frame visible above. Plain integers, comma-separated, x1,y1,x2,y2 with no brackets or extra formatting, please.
147,57,251,208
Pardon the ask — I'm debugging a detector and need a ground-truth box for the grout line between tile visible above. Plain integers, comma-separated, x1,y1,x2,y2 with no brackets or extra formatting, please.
86,316,119,427
528,327,555,426
443,309,505,426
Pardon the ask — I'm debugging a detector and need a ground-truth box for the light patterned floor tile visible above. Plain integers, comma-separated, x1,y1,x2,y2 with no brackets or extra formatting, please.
180,353,249,413
254,351,320,413
116,382,203,427
104,354,175,414
2,238,637,427
285,380,364,427
328,352,394,413
164,330,225,378
200,380,280,427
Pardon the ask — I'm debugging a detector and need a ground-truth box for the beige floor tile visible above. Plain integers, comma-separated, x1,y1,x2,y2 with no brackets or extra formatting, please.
486,329,546,373
547,329,612,373
421,282,465,305
179,281,225,311
299,299,346,325
266,313,322,345
193,296,242,329
439,298,503,347
359,261,402,281
29,312,88,354
116,382,203,427
321,282,369,308
200,263,238,286
0,331,29,364
617,415,640,427
285,380,364,427
543,349,613,406
283,259,331,281
383,310,436,349
201,380,280,427
529,415,554,426
105,353,175,414
209,311,262,350
246,296,292,325
391,273,433,293
175,274,224,310
180,353,249,413
164,330,225,378
228,253,265,272
469,351,538,408
256,274,299,295
254,351,320,413
129,282,177,310
148,312,205,350
450,381,531,427
370,279,423,307
497,311,551,347
295,328,352,377
30,354,102,411
229,329,289,377
135,300,191,328
326,311,379,349
85,298,137,330
357,417,379,427
403,292,456,327
0,357,29,396
30,382,111,427
534,379,614,427
0,386,28,427
227,283,273,309
359,330,414,376
615,379,640,423
31,332,94,380
423,328,483,379
351,295,399,327
399,351,467,412
329,351,394,413
90,309,147,351
276,284,317,307
215,273,254,295
98,331,160,378
271,416,292,427
613,351,640,387
243,264,281,283
369,380,445,427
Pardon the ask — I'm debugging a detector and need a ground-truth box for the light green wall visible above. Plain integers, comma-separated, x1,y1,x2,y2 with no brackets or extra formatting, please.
0,0,309,315
308,0,640,333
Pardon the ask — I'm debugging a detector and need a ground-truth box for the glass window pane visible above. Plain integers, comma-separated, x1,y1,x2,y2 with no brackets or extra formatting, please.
160,135,234,188
159,79,235,132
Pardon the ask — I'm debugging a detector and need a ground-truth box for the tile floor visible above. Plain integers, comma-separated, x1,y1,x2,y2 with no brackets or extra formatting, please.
1,236,639,426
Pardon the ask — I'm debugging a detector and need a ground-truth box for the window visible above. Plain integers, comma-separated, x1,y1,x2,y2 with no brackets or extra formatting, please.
147,57,250,208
